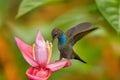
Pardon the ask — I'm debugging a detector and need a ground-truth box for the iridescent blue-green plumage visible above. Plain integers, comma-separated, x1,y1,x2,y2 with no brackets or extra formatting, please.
58,33,67,45
51,22,97,63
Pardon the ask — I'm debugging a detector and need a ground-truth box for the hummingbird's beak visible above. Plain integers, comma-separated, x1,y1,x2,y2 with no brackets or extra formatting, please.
51,35,56,43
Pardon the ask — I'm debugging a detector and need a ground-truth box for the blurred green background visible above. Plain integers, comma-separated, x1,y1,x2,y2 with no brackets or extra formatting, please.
0,0,119,80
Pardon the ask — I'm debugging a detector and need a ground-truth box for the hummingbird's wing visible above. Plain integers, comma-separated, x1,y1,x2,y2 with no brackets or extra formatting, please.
65,22,97,46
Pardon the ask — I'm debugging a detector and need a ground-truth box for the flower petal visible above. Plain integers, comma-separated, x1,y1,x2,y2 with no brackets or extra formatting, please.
46,60,71,72
15,37,38,67
26,67,51,80
35,31,48,66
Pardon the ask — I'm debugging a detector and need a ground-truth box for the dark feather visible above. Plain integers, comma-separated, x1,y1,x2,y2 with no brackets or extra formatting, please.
65,22,92,39
70,27,97,46
73,51,87,63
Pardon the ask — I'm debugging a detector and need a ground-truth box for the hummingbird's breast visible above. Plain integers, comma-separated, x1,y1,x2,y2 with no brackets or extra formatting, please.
58,43,73,58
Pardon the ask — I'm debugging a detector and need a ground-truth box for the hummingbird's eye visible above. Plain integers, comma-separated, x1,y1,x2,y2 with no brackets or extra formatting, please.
54,32,58,35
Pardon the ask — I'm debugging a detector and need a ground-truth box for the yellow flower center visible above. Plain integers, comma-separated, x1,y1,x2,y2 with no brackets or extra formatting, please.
32,44,36,60
46,41,53,63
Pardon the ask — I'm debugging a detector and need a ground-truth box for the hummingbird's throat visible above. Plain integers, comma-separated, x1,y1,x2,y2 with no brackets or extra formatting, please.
58,34,66,45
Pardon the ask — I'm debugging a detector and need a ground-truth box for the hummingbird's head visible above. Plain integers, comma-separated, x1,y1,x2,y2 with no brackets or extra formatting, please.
51,28,62,43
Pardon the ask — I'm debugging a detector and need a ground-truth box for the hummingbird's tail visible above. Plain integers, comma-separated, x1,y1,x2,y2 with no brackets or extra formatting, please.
74,54,87,64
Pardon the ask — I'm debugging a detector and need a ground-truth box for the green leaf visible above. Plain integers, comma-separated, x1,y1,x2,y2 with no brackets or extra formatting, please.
16,0,65,18
95,0,119,33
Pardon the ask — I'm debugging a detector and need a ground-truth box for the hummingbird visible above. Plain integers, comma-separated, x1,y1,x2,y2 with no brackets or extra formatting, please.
51,22,97,63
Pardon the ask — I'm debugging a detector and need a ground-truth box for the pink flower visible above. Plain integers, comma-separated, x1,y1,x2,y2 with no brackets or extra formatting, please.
15,31,71,80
